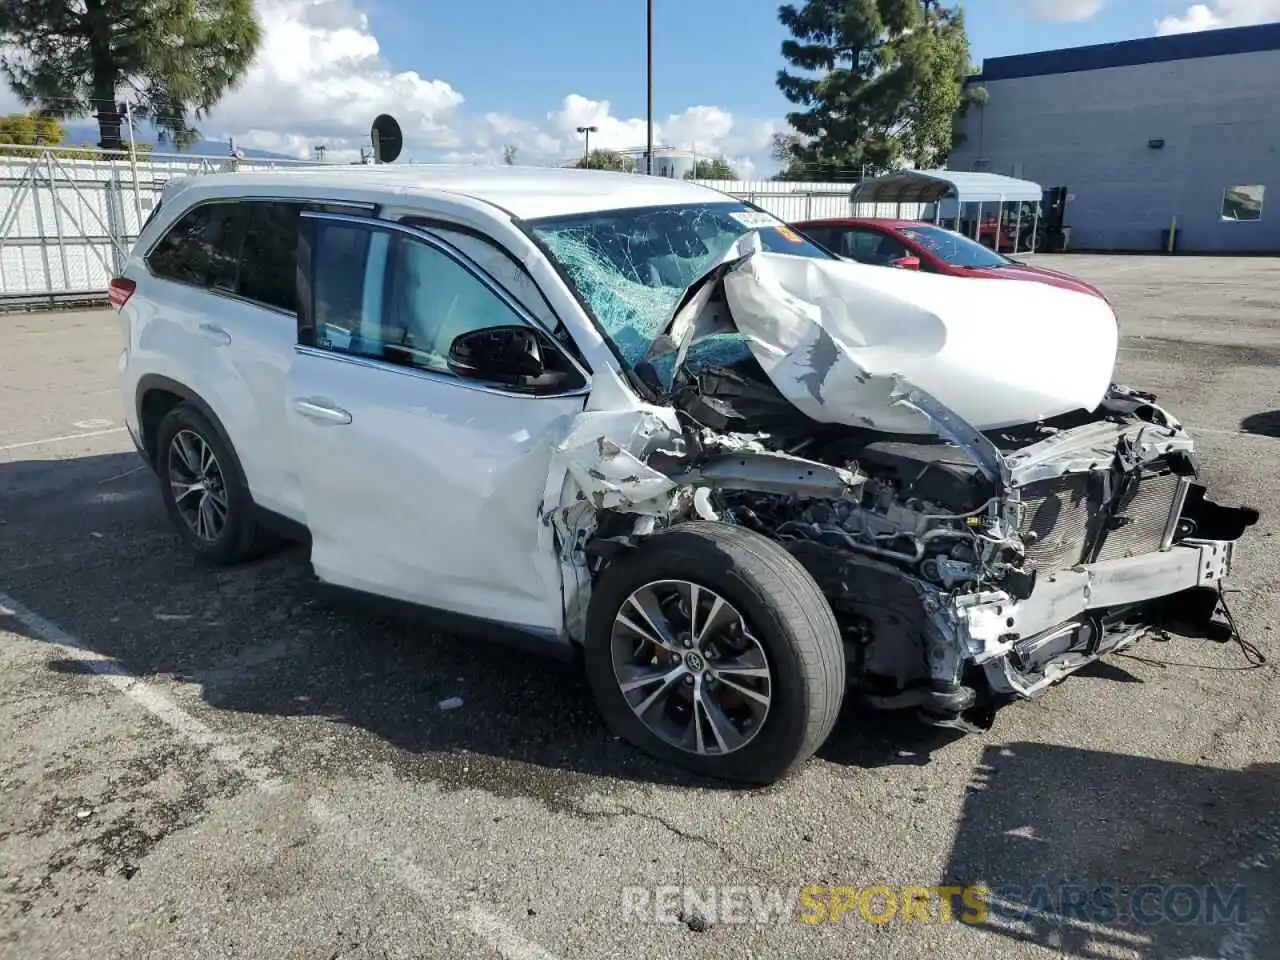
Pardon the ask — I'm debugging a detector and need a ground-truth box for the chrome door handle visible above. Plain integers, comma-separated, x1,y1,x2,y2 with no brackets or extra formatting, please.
293,397,352,425
198,322,231,345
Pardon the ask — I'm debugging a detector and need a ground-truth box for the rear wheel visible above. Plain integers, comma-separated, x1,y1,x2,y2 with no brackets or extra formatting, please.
584,522,845,784
155,403,272,563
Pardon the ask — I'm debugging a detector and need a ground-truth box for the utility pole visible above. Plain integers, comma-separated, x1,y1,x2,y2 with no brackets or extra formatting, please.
576,125,598,165
645,0,654,176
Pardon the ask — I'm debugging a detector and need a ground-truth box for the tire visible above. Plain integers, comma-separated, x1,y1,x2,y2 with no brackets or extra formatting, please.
584,522,845,785
154,403,271,564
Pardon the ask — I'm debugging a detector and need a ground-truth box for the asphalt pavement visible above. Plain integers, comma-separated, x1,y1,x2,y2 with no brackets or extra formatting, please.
2,255,1278,959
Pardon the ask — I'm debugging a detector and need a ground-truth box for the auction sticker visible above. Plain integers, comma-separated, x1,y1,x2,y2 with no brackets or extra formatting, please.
729,210,783,230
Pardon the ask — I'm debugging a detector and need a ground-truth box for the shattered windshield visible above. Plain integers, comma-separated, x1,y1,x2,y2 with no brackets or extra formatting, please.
527,201,833,373
899,224,1013,269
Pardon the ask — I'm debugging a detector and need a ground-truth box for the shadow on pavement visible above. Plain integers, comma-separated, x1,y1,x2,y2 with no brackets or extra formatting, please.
1240,410,1280,438
816,701,965,768
943,742,1279,958
2,452,962,815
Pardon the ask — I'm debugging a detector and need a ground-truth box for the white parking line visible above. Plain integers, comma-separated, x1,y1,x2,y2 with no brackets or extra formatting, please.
0,589,563,960
0,427,127,452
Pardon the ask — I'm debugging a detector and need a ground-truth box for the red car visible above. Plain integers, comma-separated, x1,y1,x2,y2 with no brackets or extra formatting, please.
792,217,1107,300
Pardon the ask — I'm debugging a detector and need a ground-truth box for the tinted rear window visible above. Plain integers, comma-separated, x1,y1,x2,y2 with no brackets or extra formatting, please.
147,202,246,288
147,199,375,310
238,202,301,312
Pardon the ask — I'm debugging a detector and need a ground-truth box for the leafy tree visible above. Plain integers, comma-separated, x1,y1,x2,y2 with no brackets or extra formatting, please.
686,157,740,180
768,130,814,181
0,109,148,159
502,144,519,165
0,0,261,151
0,110,63,155
775,0,970,176
894,5,971,167
575,149,636,172
950,76,987,152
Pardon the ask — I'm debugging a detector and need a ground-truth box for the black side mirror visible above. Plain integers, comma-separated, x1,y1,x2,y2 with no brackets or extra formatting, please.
448,325,548,386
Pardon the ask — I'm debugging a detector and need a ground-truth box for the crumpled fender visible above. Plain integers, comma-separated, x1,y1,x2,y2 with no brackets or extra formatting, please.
548,407,682,516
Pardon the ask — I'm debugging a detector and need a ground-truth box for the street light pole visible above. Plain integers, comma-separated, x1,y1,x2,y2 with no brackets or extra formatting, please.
576,125,598,164
646,0,654,176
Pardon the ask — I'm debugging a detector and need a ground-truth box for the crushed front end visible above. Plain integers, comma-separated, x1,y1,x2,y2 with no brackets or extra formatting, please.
682,383,1260,728
544,247,1260,731
548,375,1260,732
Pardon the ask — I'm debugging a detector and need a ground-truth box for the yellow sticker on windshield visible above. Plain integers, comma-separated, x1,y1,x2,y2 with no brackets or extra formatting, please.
774,225,804,244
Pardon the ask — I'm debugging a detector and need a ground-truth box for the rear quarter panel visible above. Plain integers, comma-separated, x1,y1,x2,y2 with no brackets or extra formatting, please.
119,183,301,517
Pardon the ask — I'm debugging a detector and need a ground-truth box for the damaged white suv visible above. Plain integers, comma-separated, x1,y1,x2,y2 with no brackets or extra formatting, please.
114,166,1258,785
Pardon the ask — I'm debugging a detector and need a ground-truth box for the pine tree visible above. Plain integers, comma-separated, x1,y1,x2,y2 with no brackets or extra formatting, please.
775,0,969,179
0,0,260,151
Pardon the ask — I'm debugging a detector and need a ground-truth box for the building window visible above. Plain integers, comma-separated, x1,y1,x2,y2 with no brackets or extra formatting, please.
1220,185,1265,222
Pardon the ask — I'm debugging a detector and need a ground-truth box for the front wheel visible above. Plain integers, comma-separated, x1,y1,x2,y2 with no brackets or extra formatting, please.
583,522,845,785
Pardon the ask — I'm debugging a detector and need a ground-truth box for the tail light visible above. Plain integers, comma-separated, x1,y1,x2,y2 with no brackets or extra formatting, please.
108,277,136,309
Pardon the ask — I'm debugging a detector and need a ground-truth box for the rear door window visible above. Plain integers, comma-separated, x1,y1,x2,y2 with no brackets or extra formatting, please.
147,202,246,289
238,202,301,312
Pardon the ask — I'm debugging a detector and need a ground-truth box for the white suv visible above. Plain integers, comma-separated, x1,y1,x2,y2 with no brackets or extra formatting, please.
113,166,1257,784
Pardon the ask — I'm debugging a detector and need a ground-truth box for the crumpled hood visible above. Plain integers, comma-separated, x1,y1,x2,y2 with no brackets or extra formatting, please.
661,249,1119,435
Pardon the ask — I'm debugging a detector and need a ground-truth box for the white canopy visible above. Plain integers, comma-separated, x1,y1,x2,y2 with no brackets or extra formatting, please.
851,170,1043,206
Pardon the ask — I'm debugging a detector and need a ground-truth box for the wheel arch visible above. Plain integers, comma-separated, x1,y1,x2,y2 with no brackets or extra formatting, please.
135,375,246,484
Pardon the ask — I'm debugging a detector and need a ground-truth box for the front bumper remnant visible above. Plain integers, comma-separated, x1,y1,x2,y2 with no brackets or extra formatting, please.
951,534,1243,700
957,538,1237,653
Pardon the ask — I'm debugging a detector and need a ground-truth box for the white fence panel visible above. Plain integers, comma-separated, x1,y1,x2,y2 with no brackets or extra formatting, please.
1,154,133,299
0,146,325,308
689,180,927,222
691,179,852,221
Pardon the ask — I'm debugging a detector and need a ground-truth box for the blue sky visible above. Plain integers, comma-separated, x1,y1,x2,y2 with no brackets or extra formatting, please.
364,0,1269,139
3,0,1274,173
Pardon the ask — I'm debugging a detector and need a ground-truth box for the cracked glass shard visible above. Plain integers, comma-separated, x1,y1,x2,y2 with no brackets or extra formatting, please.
529,202,827,392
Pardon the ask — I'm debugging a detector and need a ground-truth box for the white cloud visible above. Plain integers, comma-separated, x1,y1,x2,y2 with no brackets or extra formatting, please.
2,0,780,177
1155,0,1280,33
1023,0,1107,21
0,79,21,115
203,0,464,156
499,94,775,178
201,0,777,174
546,94,651,153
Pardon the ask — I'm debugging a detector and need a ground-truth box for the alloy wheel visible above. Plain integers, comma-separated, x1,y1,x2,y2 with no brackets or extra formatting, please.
167,429,228,542
609,579,772,756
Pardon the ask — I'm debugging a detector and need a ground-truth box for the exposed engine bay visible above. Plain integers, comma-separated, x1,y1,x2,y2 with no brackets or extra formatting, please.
545,248,1261,730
